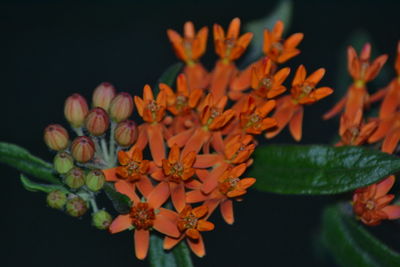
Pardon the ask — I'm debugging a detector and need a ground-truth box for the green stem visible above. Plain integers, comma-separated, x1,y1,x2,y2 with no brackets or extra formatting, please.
89,192,99,213
73,127,84,136
100,137,110,163
108,122,117,168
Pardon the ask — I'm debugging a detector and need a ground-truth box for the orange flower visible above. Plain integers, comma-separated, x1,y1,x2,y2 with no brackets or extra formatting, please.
167,94,235,157
163,205,214,257
267,65,332,141
102,148,153,197
370,42,400,120
263,20,303,64
323,44,387,125
336,111,378,146
210,18,253,101
368,112,400,154
109,183,180,260
186,164,256,224
167,21,208,65
161,74,203,116
239,96,277,135
353,175,400,226
134,85,168,166
229,58,290,103
151,144,197,212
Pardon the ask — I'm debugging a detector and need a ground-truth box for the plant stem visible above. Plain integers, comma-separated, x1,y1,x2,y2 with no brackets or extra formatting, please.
89,191,99,213
100,137,109,163
73,127,84,136
108,122,117,168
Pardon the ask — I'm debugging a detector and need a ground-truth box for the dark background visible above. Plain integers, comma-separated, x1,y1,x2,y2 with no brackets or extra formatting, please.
1,0,400,266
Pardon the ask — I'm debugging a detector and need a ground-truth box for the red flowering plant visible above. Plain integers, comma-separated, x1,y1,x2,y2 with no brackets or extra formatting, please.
2,1,400,266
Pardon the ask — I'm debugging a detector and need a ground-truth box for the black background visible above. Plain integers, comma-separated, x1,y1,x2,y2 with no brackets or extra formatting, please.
1,0,400,266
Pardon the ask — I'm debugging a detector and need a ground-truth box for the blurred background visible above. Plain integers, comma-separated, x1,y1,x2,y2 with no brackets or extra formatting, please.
1,0,400,266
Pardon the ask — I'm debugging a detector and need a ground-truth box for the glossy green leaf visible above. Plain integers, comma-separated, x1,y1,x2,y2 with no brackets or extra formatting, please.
243,0,293,65
149,234,193,267
154,62,183,93
20,174,66,193
322,204,400,266
250,145,400,195
0,142,60,184
103,182,132,214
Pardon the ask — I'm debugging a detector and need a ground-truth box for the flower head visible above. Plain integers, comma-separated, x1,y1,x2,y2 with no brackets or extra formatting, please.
263,20,303,63
135,85,167,123
353,175,400,226
213,17,253,63
167,21,208,65
116,149,149,182
239,96,277,134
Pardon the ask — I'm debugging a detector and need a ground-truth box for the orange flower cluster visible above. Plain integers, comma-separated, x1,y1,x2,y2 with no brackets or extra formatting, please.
325,42,400,226
104,18,333,259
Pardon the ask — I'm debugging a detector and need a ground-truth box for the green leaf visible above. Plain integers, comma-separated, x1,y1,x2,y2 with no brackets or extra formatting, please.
149,234,177,267
0,142,60,184
149,234,193,267
250,144,400,195
243,0,293,65
103,182,132,214
20,174,66,193
321,204,400,266
154,62,183,93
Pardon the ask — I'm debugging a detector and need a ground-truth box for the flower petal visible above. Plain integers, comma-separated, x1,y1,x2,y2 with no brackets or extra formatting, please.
164,236,184,250
148,123,166,166
289,106,303,142
103,168,119,181
376,175,395,198
134,229,150,260
115,180,139,203
170,182,186,213
220,199,234,224
154,214,180,238
148,181,170,209
136,175,154,198
382,205,400,220
187,235,206,257
109,214,131,234
197,220,215,232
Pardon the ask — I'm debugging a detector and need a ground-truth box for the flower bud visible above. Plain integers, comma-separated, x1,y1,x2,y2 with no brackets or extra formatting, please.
109,92,134,122
64,93,89,128
53,152,74,174
85,169,105,192
44,124,69,151
47,190,67,210
92,210,112,230
64,167,85,189
66,196,88,217
85,108,110,136
71,136,95,163
114,120,137,147
92,82,116,111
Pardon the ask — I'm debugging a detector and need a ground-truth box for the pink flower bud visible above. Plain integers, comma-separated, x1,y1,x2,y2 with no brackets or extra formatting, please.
114,120,137,147
44,124,69,151
64,93,89,128
85,108,110,136
109,92,134,122
71,136,95,163
92,82,116,111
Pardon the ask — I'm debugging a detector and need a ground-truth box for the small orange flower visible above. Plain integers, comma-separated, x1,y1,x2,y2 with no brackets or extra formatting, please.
164,205,214,257
323,44,387,124
263,20,303,64
102,148,154,197
151,144,197,212
353,175,400,226
134,85,169,166
267,65,332,141
161,74,203,116
167,21,208,65
109,183,180,260
337,111,378,146
213,17,253,63
186,164,256,224
239,96,277,135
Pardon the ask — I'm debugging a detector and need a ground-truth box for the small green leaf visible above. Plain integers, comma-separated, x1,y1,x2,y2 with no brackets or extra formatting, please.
149,234,193,267
0,142,60,184
154,62,183,93
243,0,293,65
250,145,400,195
149,234,177,267
103,182,132,214
321,204,400,266
20,174,66,193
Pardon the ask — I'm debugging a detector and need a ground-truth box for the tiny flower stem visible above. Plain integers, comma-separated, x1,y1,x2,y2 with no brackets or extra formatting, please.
108,121,117,167
73,127,84,136
100,137,110,164
89,191,99,213
93,138,105,162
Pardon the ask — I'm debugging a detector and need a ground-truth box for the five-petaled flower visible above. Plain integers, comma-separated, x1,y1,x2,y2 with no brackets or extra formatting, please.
353,175,400,226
